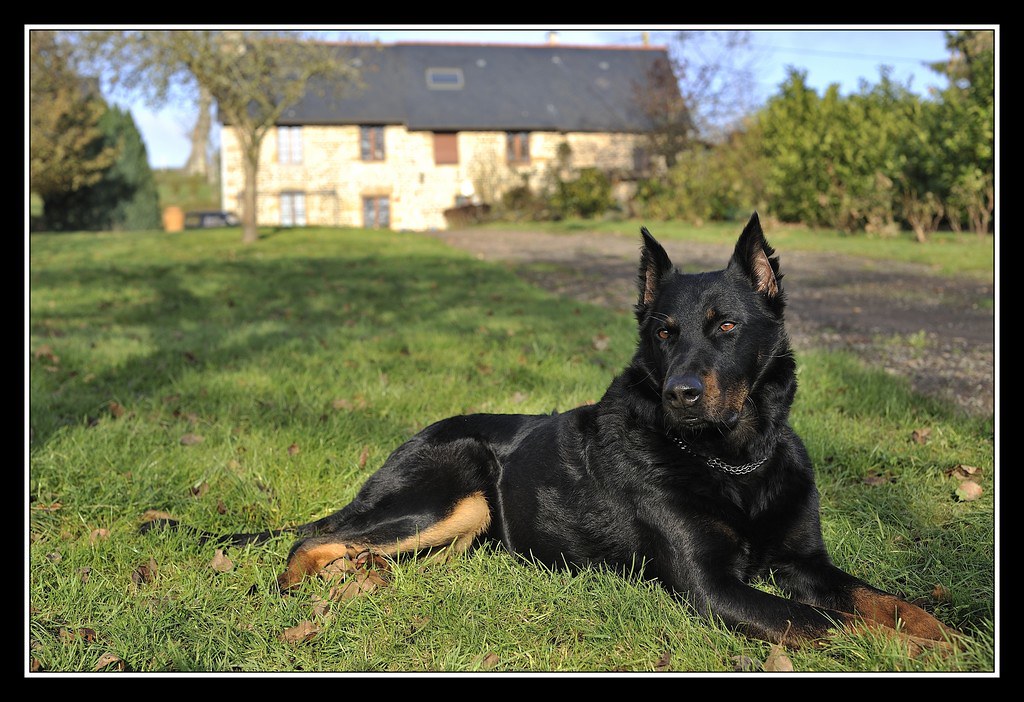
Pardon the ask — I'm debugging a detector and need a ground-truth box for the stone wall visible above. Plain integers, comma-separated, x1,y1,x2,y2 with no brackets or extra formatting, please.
221,126,643,231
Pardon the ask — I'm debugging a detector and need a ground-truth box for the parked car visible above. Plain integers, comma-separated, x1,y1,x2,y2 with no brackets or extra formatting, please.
184,210,240,229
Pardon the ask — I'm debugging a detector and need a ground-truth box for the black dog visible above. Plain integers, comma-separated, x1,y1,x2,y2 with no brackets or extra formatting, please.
152,214,954,650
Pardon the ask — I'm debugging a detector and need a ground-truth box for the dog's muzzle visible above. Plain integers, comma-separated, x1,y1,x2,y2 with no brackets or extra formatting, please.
663,374,703,410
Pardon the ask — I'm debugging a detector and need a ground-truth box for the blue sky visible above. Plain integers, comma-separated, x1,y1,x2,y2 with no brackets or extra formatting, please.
124,27,960,170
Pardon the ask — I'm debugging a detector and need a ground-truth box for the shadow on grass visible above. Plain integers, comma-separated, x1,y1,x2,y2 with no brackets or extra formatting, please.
29,242,618,447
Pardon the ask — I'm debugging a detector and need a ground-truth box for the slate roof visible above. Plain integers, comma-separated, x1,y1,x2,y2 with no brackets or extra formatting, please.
275,41,670,133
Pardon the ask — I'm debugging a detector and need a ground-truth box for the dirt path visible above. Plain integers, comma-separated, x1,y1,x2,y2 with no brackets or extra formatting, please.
429,228,995,418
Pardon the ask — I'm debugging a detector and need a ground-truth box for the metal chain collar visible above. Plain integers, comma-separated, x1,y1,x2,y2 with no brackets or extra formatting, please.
671,437,768,475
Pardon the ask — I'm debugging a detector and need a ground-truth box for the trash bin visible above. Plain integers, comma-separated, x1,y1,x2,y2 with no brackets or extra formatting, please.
163,206,185,232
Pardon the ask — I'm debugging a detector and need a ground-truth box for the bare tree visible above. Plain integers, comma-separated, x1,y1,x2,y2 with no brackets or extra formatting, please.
634,31,759,167
76,30,359,244
183,85,213,181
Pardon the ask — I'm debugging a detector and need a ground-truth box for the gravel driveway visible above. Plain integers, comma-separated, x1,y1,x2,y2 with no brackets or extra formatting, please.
429,228,995,418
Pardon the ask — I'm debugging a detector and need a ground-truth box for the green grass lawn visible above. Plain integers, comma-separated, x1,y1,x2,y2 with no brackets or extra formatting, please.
28,226,994,673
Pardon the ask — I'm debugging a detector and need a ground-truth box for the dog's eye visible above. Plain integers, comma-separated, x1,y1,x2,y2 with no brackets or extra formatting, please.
719,322,736,333
656,328,670,340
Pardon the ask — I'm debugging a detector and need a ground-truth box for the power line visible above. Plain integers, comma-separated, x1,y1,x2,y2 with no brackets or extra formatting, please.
752,43,940,65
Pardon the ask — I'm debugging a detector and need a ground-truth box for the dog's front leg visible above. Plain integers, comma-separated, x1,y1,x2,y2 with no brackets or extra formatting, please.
672,563,858,646
774,556,959,650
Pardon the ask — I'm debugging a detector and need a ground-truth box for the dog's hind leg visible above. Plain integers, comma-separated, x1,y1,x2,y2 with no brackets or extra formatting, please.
273,426,504,591
276,490,492,590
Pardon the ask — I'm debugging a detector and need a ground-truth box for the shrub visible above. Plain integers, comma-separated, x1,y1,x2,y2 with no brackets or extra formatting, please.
551,167,614,219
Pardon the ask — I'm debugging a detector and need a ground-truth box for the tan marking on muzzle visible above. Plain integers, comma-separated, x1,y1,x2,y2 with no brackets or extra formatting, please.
699,373,749,422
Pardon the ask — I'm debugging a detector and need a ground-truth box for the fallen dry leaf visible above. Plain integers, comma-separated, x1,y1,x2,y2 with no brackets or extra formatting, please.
479,652,500,669
108,401,125,418
510,391,528,404
321,556,359,578
955,480,983,502
288,443,300,455
35,502,63,512
89,528,110,545
189,481,209,498
592,333,610,351
92,652,124,671
311,594,333,620
34,344,60,364
132,557,158,587
945,464,982,480
358,446,370,468
79,567,92,583
862,472,892,486
141,509,174,523
911,428,932,445
730,655,756,671
353,551,390,572
279,620,319,644
173,410,200,424
216,499,227,515
333,396,367,410
29,658,42,673
330,570,386,601
180,433,204,446
46,551,61,563
763,645,794,672
210,549,234,573
654,650,671,671
57,627,101,645
931,584,951,602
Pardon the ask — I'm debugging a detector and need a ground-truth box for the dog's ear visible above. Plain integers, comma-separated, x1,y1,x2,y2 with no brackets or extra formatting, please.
636,226,674,320
729,212,783,302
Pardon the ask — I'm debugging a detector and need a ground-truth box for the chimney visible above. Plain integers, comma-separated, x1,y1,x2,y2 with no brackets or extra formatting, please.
547,31,559,45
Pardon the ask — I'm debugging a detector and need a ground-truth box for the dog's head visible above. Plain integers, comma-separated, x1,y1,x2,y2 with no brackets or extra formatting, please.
634,213,792,435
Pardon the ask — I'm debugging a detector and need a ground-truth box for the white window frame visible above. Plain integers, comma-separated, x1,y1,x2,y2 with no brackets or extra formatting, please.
278,126,303,165
280,191,307,226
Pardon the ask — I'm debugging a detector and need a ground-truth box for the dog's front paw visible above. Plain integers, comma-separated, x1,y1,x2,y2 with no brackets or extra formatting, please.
852,589,957,642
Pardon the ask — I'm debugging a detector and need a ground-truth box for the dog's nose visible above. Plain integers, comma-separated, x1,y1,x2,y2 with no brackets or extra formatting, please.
664,375,703,407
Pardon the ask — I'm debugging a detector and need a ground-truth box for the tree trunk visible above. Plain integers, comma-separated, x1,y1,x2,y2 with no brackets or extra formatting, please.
184,86,212,178
241,146,259,244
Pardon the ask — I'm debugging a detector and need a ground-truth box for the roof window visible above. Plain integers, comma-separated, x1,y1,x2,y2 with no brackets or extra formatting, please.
426,67,464,90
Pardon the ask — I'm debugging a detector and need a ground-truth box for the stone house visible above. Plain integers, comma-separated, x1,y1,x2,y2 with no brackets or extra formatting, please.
220,40,670,231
